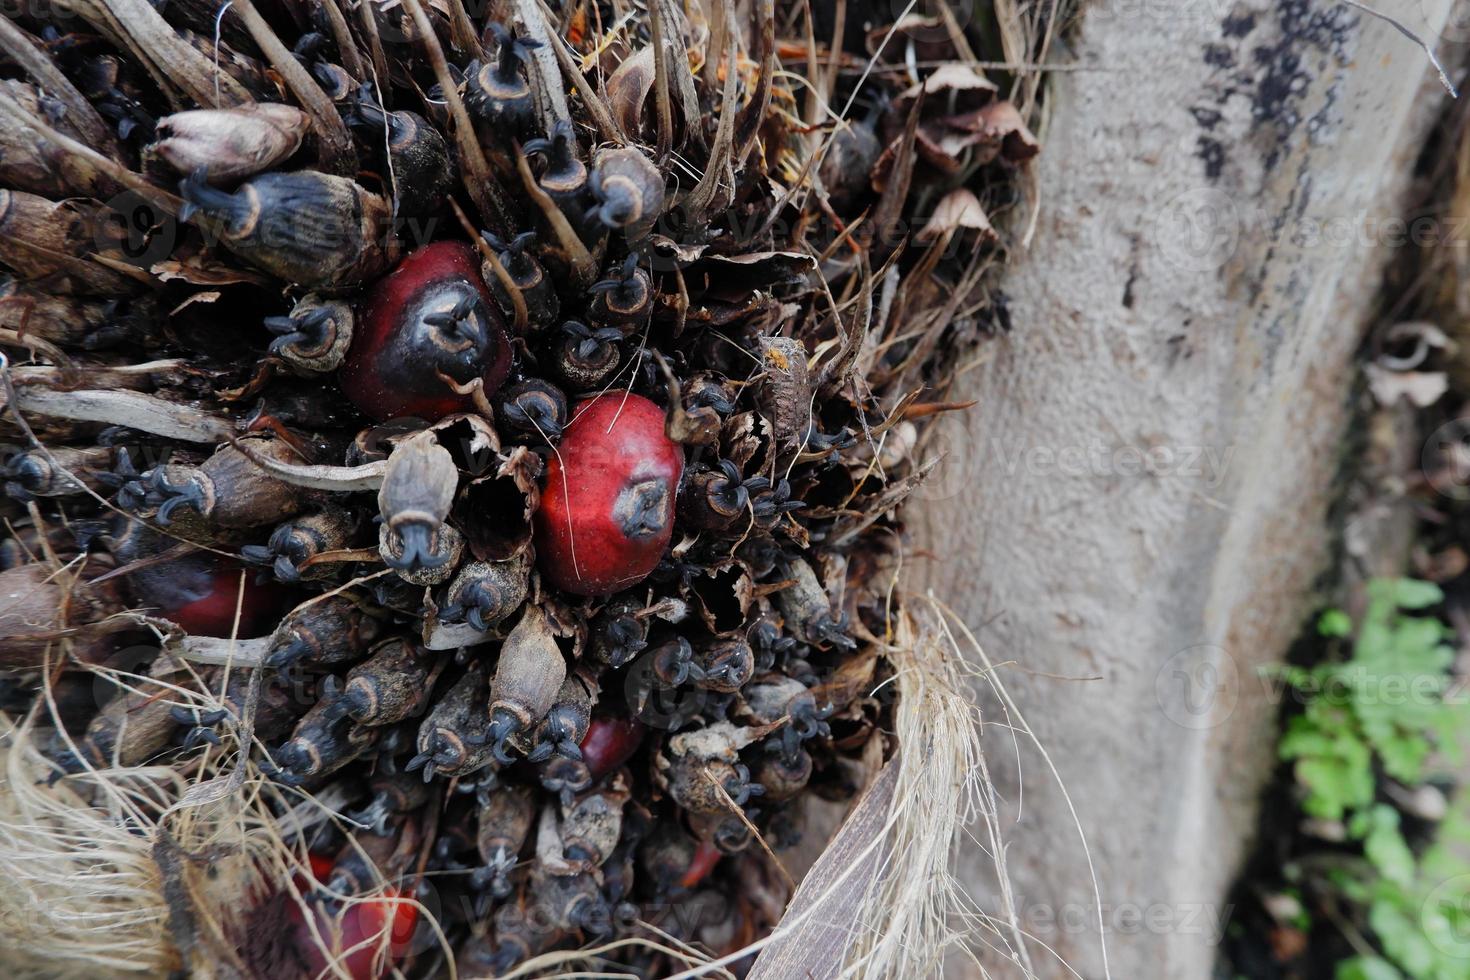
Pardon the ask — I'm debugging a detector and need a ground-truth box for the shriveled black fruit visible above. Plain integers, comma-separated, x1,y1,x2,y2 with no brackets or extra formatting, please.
178,169,396,289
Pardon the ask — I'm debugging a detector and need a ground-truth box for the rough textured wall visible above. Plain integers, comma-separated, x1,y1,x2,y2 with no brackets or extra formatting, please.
914,2,1461,976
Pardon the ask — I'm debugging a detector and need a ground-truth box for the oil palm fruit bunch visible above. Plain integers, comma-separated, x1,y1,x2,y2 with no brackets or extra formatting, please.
0,0,1035,973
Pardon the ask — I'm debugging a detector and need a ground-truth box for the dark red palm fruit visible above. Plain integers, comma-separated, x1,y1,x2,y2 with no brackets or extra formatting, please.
340,241,511,422
533,392,684,596
578,715,644,780
306,852,335,881
135,555,288,638
277,854,419,980
678,840,722,889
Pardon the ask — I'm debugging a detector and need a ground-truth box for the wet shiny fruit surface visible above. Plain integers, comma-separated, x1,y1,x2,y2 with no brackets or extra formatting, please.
139,556,287,638
679,839,722,889
579,715,645,779
534,393,684,596
340,241,511,421
279,857,419,980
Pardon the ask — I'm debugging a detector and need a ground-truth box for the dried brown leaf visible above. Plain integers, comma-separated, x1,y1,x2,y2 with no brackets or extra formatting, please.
949,100,1041,164
607,47,657,140
917,188,996,243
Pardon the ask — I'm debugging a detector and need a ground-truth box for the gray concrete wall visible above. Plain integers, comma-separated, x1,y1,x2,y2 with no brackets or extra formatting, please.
915,2,1463,976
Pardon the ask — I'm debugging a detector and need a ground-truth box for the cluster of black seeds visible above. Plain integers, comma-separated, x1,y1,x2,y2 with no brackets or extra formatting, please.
0,0,1034,974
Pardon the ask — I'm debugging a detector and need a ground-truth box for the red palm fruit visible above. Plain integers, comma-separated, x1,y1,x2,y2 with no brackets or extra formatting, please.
340,241,511,421
578,715,644,780
534,392,683,595
139,556,287,638
306,852,335,881
280,856,419,980
679,840,721,889
290,893,418,980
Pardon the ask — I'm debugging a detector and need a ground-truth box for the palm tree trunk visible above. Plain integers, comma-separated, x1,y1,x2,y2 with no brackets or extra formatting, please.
919,3,1464,976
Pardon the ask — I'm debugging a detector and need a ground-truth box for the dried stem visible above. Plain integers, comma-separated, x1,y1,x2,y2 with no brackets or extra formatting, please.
511,143,597,288
647,0,675,163
318,0,366,81
226,0,357,175
0,15,119,158
535,0,622,143
453,198,530,336
684,3,738,222
400,0,513,235
52,0,252,108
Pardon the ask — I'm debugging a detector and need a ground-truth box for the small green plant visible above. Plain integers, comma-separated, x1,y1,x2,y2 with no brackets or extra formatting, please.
1271,579,1470,980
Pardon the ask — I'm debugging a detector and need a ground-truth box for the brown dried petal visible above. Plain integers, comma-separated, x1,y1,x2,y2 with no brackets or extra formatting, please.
428,413,502,474
720,411,773,474
690,558,754,634
897,63,998,105
379,430,458,531
606,46,656,139
491,605,567,727
947,101,1041,164
148,104,309,181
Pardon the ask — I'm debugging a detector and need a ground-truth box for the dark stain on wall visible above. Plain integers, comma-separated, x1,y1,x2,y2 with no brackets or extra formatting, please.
1192,2,1359,180
1197,136,1227,179
1245,0,1357,170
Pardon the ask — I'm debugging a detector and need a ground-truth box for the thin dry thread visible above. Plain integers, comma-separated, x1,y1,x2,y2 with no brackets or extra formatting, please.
526,413,581,585
213,2,235,107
